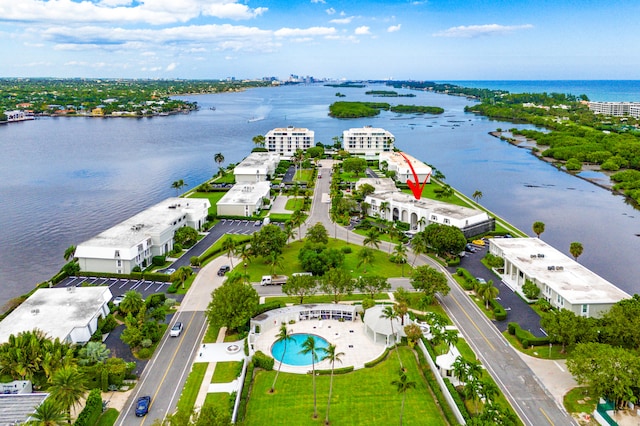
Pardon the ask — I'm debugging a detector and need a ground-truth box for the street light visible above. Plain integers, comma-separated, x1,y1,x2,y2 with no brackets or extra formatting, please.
244,262,248,284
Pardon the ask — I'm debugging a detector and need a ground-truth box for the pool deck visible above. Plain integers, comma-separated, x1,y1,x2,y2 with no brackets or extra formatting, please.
252,318,387,374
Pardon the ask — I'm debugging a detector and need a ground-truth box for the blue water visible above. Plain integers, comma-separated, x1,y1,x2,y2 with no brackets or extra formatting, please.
271,333,329,366
446,80,640,102
3,81,640,310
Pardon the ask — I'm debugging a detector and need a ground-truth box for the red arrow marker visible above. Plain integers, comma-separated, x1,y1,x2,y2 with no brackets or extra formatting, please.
398,151,431,200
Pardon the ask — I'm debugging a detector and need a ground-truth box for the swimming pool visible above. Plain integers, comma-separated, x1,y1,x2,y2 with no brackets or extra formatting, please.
271,333,329,366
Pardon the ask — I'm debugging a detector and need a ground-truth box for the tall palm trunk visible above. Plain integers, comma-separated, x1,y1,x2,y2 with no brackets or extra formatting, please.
399,393,406,426
270,340,286,392
325,361,335,425
312,357,318,418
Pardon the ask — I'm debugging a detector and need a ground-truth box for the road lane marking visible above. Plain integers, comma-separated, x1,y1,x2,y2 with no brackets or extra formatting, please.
138,310,198,426
540,407,554,425
553,361,565,372
450,293,496,352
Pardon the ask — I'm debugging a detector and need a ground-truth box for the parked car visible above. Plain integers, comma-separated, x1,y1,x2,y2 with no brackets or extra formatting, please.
170,322,183,337
164,268,176,275
217,265,230,276
476,277,487,285
135,396,151,417
112,295,124,306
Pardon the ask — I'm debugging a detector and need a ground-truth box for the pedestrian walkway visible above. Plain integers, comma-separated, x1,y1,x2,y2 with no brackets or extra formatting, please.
270,195,290,214
516,352,576,405
193,327,247,410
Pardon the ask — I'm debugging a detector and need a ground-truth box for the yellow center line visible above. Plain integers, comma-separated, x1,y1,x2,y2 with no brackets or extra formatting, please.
450,293,496,352
539,407,554,425
139,310,198,426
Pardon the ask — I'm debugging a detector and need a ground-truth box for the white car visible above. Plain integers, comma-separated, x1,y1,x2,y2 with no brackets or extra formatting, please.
170,322,183,337
112,295,124,306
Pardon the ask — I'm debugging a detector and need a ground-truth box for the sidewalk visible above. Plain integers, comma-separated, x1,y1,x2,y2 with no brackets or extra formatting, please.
516,352,577,405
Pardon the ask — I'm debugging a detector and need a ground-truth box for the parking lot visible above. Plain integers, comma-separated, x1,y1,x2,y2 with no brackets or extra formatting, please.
217,218,263,235
58,276,177,301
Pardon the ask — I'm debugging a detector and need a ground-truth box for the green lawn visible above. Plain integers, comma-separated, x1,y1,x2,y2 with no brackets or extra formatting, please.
294,170,314,182
94,408,119,426
241,239,406,282
563,386,598,415
203,392,232,415
176,363,208,416
284,197,305,211
204,323,221,344
212,361,243,383
243,347,447,426
188,191,227,215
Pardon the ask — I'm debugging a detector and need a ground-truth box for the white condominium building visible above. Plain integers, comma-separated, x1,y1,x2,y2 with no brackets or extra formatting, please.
265,126,314,157
379,151,432,183
342,126,394,158
75,197,210,274
588,101,640,118
234,152,281,183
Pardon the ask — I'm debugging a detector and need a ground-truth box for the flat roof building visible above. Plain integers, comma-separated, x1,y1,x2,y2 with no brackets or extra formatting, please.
489,238,629,317
234,152,281,183
379,151,432,183
75,197,210,274
342,126,394,159
0,287,112,345
588,101,640,118
363,179,494,237
265,126,314,158
217,181,271,217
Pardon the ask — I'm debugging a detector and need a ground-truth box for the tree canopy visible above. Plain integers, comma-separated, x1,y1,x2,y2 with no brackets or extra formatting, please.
206,280,259,331
420,223,466,258
410,265,449,304
250,224,287,258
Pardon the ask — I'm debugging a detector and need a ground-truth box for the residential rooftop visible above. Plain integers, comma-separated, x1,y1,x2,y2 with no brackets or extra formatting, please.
373,191,487,221
490,237,630,305
217,181,271,206
0,287,112,344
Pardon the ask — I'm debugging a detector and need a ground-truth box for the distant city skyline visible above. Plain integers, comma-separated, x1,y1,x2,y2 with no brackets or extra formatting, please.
2,0,639,80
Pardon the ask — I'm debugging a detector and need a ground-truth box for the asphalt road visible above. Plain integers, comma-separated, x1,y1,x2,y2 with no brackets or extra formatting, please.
115,310,208,426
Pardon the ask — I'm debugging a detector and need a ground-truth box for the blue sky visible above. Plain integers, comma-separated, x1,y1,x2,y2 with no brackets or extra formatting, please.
2,0,639,80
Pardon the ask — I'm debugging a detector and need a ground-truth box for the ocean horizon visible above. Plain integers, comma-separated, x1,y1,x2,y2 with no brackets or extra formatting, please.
440,80,640,103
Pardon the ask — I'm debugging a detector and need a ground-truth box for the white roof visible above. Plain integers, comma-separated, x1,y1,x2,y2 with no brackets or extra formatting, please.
217,181,271,206
379,151,432,176
490,238,629,305
368,191,489,222
0,287,112,344
234,152,280,175
363,305,408,337
75,197,210,259
356,178,399,194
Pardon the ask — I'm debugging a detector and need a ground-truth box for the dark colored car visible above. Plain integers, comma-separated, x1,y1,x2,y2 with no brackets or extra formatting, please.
217,265,230,276
135,396,151,417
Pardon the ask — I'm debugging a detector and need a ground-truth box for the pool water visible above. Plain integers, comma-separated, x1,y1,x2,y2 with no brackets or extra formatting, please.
271,333,329,366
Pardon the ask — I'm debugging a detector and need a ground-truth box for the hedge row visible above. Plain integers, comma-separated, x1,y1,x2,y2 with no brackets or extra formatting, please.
315,366,354,375
237,360,255,422
508,322,551,347
443,378,472,422
364,347,389,368
76,270,171,282
455,268,476,291
415,347,462,426
253,351,274,371
489,299,508,321
253,301,285,317
74,388,102,426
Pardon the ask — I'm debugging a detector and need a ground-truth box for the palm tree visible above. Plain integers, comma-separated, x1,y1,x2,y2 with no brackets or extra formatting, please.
221,236,236,268
380,201,390,220
392,243,408,276
322,343,344,425
26,398,69,425
532,221,545,238
252,134,265,148
63,245,76,262
268,252,283,276
363,228,381,249
569,241,583,261
472,190,483,204
290,209,304,241
477,280,499,310
49,366,86,424
171,179,187,196
270,325,292,393
214,152,225,176
299,336,325,419
77,341,110,366
478,378,500,405
416,216,426,231
391,371,416,426
283,221,296,245
463,376,482,414
119,290,144,316
410,232,428,266
440,329,459,355
380,306,403,370
172,265,193,289
394,301,408,326
357,247,375,273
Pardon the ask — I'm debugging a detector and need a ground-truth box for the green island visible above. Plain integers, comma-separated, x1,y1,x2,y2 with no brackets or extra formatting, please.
329,101,444,118
365,90,416,97
324,82,366,88
0,78,272,119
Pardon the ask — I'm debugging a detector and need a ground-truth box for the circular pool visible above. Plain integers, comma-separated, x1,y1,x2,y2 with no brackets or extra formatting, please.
271,333,329,366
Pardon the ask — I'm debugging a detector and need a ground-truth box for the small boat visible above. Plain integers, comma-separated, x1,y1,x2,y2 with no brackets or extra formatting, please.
209,107,216,111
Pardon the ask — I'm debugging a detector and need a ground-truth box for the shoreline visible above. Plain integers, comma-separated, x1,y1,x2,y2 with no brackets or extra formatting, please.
487,131,637,201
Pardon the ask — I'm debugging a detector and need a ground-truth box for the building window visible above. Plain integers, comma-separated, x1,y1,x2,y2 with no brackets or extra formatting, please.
114,250,120,258
582,304,588,315
116,260,121,267
431,215,437,221
443,219,450,224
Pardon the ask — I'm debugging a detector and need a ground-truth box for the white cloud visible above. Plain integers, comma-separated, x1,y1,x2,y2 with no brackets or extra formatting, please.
166,62,177,71
433,24,533,38
274,26,336,37
330,17,353,24
0,0,267,25
387,24,401,33
310,0,326,3
354,26,370,35
325,8,336,15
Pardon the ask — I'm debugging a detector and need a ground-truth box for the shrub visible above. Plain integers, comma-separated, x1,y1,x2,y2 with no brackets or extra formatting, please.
490,299,507,321
190,256,201,267
522,280,541,299
341,246,352,254
145,293,166,309
364,347,389,368
510,322,550,347
536,298,552,312
167,283,178,294
132,265,142,273
443,378,471,422
253,301,285,317
447,257,460,267
316,366,354,375
507,322,517,335
152,256,166,266
140,339,153,348
136,348,152,359
237,361,255,422
74,388,102,426
253,351,274,371
99,315,118,334
173,243,183,253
